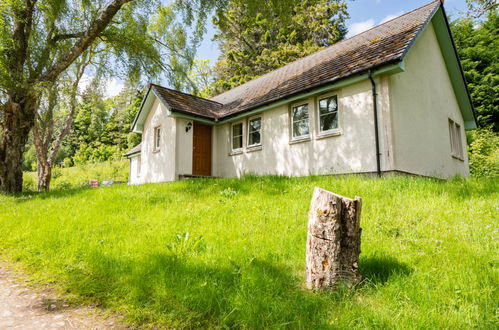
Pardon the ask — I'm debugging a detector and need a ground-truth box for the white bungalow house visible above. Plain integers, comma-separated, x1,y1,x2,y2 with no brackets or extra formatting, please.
125,0,476,185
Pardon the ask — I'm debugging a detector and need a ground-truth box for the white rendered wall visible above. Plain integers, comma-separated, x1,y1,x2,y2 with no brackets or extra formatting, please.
128,156,140,185
175,117,193,176
213,79,392,178
389,23,469,178
137,99,177,183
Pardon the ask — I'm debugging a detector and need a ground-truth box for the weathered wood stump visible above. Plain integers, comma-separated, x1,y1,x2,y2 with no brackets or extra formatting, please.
305,187,362,290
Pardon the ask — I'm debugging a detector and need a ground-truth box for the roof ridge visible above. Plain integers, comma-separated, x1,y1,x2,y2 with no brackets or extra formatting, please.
210,0,441,101
150,83,224,106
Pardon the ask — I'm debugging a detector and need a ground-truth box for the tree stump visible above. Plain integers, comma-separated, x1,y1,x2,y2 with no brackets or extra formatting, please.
305,187,362,290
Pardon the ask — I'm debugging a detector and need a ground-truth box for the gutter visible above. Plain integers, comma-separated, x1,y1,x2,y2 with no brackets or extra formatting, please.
368,70,382,177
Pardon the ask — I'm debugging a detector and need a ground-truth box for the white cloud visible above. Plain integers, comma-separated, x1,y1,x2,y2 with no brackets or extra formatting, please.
105,78,124,98
380,11,404,24
346,19,375,38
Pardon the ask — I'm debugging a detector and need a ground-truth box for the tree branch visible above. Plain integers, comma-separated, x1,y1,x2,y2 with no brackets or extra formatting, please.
39,0,133,83
48,52,91,165
50,32,85,43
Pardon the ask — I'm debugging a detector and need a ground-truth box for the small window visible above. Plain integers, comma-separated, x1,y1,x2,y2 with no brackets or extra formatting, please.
137,155,141,177
153,126,161,152
318,95,339,133
448,119,463,159
232,122,243,150
248,117,262,147
291,103,310,139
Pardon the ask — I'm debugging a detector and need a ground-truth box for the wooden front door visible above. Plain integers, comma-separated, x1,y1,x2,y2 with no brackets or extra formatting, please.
192,122,212,176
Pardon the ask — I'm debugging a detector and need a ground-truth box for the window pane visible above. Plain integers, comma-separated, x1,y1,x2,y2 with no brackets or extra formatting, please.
232,123,243,150
320,112,338,131
293,104,309,121
249,118,261,133
319,96,337,115
249,131,260,145
232,135,242,149
292,104,309,138
154,127,161,149
248,118,261,145
455,124,462,157
293,119,310,137
233,123,242,137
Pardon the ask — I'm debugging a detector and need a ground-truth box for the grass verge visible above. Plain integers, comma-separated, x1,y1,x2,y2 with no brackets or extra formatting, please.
0,175,497,328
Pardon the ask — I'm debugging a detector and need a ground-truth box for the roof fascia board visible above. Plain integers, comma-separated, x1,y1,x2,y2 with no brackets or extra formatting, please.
131,87,173,133
130,87,152,132
170,112,216,125
431,7,477,128
125,151,140,158
217,61,405,125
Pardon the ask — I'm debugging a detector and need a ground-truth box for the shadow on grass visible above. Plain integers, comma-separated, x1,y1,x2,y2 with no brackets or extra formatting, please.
359,254,412,285
11,186,92,203
63,251,334,328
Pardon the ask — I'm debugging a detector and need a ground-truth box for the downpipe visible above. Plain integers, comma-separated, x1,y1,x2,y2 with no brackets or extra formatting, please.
368,70,382,177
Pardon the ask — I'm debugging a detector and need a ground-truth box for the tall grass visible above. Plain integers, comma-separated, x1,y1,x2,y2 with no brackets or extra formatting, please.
0,175,497,328
22,161,128,191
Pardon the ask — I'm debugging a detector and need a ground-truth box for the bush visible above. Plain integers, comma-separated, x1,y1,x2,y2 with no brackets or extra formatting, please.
468,128,499,177
22,173,36,192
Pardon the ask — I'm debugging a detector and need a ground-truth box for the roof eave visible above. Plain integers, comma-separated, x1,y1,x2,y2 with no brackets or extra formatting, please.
433,5,477,128
131,85,174,133
217,60,406,124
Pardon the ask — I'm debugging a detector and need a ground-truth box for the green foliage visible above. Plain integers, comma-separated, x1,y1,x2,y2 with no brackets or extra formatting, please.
207,0,348,94
467,128,499,177
1,175,497,328
451,10,498,130
62,82,143,164
22,145,37,172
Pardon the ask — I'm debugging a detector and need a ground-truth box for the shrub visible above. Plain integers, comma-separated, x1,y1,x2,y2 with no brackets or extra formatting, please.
468,128,499,177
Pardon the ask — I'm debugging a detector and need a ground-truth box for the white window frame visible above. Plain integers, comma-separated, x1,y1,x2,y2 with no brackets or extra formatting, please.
247,116,262,148
290,102,311,141
448,118,464,160
316,94,340,136
153,126,161,152
231,122,244,152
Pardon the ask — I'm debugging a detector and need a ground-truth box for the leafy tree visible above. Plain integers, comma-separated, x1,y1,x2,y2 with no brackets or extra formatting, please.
187,59,216,97
32,49,92,191
451,10,498,130
465,0,498,18
210,0,348,93
0,0,163,193
61,80,143,166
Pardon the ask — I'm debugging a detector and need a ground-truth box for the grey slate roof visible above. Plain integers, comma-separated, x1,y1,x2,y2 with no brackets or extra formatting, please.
135,0,442,124
124,143,141,157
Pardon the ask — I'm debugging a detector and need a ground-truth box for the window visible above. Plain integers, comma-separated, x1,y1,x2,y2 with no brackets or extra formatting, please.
153,126,161,152
232,122,243,150
291,103,310,139
137,155,141,177
448,119,463,159
248,117,262,147
318,95,339,133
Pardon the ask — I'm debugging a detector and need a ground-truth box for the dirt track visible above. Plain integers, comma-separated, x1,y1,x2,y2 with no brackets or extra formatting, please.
0,263,125,329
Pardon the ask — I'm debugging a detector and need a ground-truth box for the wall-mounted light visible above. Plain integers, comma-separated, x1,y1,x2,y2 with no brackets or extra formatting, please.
185,121,192,132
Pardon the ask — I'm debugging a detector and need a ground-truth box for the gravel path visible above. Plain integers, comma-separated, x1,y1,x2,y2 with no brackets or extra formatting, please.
0,263,126,329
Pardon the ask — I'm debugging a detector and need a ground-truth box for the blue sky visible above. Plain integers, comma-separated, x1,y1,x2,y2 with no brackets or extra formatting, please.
195,0,469,65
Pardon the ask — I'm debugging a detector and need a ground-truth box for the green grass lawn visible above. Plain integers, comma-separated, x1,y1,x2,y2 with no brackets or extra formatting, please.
0,174,497,328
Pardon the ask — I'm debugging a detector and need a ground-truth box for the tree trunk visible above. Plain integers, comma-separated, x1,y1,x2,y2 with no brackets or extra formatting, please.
305,187,362,290
36,160,52,192
0,97,37,193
